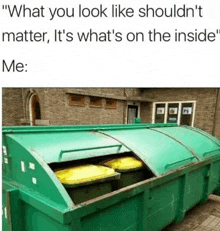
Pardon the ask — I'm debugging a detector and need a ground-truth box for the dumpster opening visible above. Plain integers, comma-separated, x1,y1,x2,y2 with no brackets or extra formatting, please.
49,152,155,205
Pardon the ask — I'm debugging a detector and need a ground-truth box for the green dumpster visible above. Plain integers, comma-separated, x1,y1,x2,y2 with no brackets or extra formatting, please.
2,123,220,231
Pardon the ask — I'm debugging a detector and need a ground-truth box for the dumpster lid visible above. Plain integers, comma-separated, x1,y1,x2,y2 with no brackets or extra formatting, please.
4,124,218,176
100,128,199,176
5,131,130,164
151,126,220,160
2,124,176,165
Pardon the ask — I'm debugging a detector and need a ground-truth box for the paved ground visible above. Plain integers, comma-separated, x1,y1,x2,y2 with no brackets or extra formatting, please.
163,194,220,231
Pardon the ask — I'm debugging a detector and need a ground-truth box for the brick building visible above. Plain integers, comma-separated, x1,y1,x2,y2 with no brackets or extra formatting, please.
2,88,220,139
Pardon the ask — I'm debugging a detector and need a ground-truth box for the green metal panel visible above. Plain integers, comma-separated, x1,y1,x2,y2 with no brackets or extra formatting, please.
23,204,71,231
152,126,220,159
2,135,73,208
146,178,180,230
100,129,198,176
185,126,220,146
71,156,220,231
5,132,129,164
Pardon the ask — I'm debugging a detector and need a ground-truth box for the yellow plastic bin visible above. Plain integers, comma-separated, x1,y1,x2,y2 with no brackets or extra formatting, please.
55,165,120,204
101,157,148,189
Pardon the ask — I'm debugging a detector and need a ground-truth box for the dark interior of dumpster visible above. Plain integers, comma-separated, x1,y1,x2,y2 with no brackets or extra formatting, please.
49,152,155,205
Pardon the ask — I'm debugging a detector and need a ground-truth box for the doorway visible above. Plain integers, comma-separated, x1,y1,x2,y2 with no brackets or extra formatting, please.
30,95,41,125
127,105,138,124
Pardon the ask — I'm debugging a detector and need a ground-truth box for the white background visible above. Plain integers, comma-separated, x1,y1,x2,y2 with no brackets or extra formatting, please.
1,1,219,226
0,0,220,87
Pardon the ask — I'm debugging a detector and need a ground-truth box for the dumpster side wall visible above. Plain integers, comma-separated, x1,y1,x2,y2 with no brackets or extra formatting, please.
72,158,220,231
22,203,71,231
5,158,218,231
2,135,73,208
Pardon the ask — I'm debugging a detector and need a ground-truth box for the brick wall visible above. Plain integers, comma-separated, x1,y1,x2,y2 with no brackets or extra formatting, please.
2,88,220,140
2,88,24,126
140,102,152,123
46,89,125,125
20,88,127,125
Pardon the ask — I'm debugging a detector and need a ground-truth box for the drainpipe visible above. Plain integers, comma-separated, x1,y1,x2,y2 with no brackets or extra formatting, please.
212,88,220,136
123,89,126,124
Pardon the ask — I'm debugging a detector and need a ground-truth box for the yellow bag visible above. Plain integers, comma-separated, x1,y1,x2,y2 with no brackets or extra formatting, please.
103,157,144,171
55,165,115,185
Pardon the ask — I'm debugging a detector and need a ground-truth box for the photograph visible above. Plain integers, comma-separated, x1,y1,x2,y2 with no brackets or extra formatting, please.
157,107,165,115
2,87,220,231
182,107,192,115
169,107,178,115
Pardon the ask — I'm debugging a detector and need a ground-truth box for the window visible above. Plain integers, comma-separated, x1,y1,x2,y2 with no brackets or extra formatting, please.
180,103,194,126
89,97,102,107
31,95,41,126
69,94,85,106
153,101,196,126
35,102,41,119
105,99,116,108
167,103,179,123
155,104,166,123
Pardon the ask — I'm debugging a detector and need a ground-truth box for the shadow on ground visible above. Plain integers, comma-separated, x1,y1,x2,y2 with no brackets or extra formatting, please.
163,194,220,231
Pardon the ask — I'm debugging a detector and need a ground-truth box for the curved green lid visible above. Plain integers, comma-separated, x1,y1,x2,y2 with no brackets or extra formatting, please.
152,126,220,160
101,129,199,176
3,124,219,177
